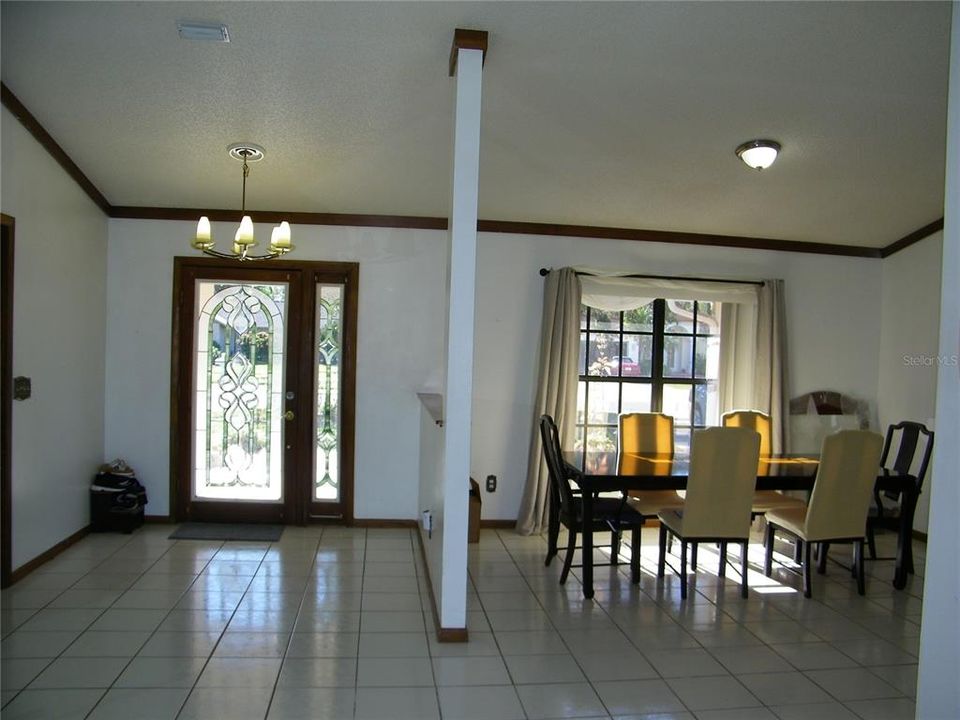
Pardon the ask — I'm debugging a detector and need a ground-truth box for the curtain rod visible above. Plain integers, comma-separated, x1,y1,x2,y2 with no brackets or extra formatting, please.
537,267,764,286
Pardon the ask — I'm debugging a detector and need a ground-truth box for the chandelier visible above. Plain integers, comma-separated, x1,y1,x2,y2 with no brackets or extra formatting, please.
191,143,294,260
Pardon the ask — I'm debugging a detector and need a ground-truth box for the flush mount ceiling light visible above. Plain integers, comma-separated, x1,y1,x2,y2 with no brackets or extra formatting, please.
735,139,781,170
191,143,294,261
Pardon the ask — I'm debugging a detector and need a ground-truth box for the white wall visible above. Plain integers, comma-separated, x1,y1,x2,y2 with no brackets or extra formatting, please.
876,231,943,532
917,3,960,716
105,219,891,524
472,232,884,519
1,106,108,568
104,219,447,519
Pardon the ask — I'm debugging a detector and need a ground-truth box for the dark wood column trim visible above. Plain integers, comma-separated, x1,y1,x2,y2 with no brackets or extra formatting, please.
0,83,111,215
449,28,488,77
880,218,944,258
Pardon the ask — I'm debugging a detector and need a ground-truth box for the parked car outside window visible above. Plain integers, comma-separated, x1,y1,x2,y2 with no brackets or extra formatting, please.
607,356,640,376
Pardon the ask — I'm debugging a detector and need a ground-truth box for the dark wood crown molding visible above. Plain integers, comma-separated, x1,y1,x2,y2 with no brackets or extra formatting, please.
449,28,488,76
880,218,944,258
110,206,448,230
1,82,111,215
478,219,882,258
6,79,933,260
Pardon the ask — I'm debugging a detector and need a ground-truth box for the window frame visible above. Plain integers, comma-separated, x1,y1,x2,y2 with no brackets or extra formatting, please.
576,298,720,459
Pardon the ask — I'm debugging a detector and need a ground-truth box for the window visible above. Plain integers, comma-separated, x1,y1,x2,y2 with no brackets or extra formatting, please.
576,299,721,455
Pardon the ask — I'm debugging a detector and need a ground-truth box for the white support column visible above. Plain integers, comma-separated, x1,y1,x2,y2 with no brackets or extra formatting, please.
917,3,960,717
440,30,486,633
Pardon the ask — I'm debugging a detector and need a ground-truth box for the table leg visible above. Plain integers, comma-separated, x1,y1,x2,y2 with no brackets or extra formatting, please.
894,482,919,590
582,491,594,599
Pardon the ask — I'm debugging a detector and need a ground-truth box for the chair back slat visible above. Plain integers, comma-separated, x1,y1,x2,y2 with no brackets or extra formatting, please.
619,413,674,454
880,421,934,489
722,410,772,456
681,427,761,537
805,430,884,540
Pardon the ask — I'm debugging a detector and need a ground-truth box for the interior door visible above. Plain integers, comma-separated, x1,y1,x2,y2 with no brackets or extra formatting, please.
173,259,358,525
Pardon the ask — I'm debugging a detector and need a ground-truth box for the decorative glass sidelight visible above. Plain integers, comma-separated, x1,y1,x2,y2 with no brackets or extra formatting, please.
314,284,344,501
194,281,287,501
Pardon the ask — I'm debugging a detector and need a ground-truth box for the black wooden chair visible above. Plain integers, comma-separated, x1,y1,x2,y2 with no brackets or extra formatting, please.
866,421,934,567
539,415,644,584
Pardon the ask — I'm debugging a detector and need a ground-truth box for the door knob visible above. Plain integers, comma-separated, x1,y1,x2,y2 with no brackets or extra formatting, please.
284,410,295,421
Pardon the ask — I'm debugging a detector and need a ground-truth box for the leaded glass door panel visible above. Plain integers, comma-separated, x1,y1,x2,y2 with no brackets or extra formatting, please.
306,269,356,522
194,280,287,503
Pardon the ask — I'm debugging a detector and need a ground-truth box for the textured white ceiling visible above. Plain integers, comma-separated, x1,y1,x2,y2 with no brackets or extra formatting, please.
0,1,951,248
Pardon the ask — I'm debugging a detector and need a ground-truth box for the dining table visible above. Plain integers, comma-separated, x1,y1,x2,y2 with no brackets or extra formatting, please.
562,449,920,599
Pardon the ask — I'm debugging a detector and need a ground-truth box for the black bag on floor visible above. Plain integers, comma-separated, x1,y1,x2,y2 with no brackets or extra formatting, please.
90,471,148,533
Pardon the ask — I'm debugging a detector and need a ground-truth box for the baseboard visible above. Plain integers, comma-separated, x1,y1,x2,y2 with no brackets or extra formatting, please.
480,519,516,529
437,627,469,642
9,524,91,585
415,529,469,643
144,515,173,523
352,518,418,528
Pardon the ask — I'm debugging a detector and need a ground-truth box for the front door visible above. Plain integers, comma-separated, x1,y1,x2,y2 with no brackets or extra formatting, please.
173,259,357,524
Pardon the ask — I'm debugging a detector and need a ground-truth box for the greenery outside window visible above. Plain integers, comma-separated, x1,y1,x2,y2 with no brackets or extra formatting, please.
576,299,721,458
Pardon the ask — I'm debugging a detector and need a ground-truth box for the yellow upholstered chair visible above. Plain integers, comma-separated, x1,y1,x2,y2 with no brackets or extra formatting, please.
763,430,884,597
657,427,762,599
722,410,806,515
619,413,684,517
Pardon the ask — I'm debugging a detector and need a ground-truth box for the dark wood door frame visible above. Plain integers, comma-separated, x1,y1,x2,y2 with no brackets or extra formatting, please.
170,257,358,525
1,214,15,587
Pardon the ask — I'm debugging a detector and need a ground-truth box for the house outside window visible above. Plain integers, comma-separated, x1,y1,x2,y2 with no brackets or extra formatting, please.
576,299,721,457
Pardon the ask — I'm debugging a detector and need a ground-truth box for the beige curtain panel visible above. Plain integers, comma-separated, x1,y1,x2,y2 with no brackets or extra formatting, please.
719,279,790,453
517,268,581,535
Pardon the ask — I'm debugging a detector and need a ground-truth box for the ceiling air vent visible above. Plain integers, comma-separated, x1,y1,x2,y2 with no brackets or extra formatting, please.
177,21,230,43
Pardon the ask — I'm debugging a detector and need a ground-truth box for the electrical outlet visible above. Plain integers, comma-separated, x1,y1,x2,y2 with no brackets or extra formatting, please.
486,474,497,492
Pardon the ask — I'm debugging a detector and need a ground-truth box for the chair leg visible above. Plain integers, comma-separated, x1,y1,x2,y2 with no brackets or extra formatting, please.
610,530,620,565
657,523,667,579
559,528,577,585
802,539,813,598
691,542,699,571
680,540,688,600
764,523,775,576
718,541,728,579
545,496,559,567
855,540,866,595
817,542,829,575
740,541,749,599
630,525,641,584
866,520,877,560
793,537,803,564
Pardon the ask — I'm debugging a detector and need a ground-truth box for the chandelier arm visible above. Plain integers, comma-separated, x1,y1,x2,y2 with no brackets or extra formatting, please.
200,247,288,262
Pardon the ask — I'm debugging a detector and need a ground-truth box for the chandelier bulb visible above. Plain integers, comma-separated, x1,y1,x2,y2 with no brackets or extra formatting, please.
234,215,256,247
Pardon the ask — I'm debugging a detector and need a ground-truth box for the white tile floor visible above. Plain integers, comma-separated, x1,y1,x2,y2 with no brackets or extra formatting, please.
0,523,922,719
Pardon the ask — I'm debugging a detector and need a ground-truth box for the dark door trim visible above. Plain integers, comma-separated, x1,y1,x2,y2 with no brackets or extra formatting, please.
170,257,359,525
1,214,15,587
